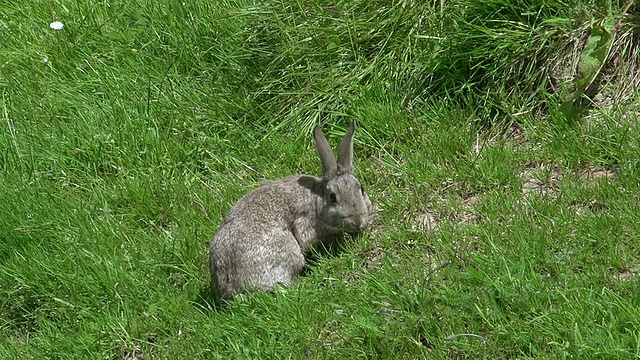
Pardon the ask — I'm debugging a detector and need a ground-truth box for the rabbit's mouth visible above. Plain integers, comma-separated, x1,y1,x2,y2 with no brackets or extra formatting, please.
342,214,370,232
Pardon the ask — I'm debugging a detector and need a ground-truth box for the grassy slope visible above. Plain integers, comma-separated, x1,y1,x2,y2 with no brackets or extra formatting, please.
1,0,639,358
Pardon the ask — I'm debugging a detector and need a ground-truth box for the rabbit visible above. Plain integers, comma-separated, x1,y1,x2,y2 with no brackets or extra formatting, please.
209,123,373,302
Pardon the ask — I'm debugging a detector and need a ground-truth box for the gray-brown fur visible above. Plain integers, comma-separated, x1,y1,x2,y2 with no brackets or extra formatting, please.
209,123,373,302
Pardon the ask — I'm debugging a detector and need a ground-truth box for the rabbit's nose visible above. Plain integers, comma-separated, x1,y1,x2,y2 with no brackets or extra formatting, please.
353,215,366,230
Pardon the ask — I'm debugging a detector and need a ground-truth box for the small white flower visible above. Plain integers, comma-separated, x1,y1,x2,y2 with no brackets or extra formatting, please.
50,21,64,30
43,57,49,64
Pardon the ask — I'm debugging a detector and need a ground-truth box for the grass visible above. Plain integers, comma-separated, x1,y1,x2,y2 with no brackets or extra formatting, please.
1,0,639,358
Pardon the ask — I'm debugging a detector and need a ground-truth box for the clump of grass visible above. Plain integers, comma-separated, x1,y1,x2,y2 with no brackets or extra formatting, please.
221,1,443,135
430,0,637,121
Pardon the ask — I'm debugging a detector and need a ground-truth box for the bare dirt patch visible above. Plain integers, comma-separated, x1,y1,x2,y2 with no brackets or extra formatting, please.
613,267,639,282
123,345,145,360
411,211,439,232
363,244,388,269
409,193,479,233
578,165,617,186
519,163,563,197
519,162,617,197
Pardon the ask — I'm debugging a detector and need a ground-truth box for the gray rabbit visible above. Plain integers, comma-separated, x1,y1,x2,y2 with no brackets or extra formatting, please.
209,123,373,301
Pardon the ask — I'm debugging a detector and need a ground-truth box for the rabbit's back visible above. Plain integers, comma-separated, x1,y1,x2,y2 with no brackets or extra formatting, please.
209,176,320,300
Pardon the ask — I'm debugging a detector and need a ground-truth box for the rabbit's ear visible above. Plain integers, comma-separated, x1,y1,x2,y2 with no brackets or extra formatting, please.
337,123,355,173
314,125,337,177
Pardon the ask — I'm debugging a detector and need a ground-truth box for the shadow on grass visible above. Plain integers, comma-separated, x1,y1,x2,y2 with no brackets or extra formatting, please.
301,234,355,276
193,283,221,312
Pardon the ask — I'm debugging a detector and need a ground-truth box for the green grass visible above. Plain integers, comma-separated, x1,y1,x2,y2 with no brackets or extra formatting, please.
1,0,639,358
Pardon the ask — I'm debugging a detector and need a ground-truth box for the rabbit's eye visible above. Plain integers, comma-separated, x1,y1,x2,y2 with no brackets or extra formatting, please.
329,192,338,204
